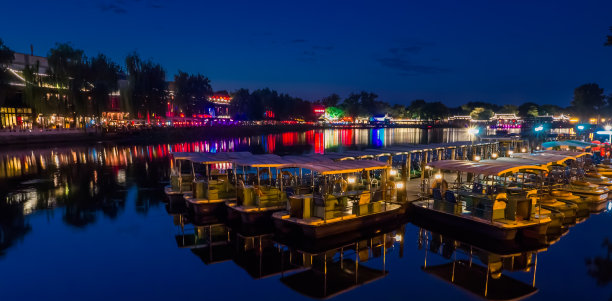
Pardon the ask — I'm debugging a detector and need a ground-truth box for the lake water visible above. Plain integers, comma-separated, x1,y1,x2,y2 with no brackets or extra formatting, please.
1,128,611,301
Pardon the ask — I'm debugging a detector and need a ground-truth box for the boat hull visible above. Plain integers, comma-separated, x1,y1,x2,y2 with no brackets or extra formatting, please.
409,202,518,240
274,207,401,239
185,195,227,216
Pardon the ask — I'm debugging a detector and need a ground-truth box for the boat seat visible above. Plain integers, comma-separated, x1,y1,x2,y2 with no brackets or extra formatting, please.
433,188,442,200
445,191,456,203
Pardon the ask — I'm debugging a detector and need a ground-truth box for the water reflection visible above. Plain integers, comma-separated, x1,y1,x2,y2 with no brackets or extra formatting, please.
1,127,609,300
419,229,540,300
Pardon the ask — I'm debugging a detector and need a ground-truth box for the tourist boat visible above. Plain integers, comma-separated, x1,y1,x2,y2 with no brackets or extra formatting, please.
165,152,199,202
272,160,402,239
538,194,578,226
412,160,552,241
561,181,609,212
549,190,590,219
183,152,251,217
278,228,400,299
419,229,541,301
226,154,304,225
584,173,612,197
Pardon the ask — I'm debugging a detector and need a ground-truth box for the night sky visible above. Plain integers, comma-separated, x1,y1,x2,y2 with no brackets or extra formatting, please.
2,0,612,106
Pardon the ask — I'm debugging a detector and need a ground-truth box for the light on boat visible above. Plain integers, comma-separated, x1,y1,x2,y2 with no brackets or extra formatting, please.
395,182,404,189
347,176,356,184
508,150,514,155
491,152,498,159
389,169,398,176
394,234,402,242
473,155,481,161
521,148,526,152
434,173,442,180
536,146,540,150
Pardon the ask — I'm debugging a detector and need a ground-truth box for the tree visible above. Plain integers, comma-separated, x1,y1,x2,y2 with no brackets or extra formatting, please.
571,83,605,119
0,38,14,107
173,70,212,115
539,104,564,116
325,106,343,119
320,93,340,107
470,107,494,120
22,61,47,123
498,104,518,115
48,43,89,120
406,99,426,119
421,101,449,120
88,54,121,116
518,102,539,118
125,52,167,119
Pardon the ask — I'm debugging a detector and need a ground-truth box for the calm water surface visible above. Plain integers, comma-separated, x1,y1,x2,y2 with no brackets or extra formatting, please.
1,128,611,300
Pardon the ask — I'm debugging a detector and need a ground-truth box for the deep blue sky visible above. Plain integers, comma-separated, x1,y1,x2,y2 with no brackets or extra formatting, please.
2,0,611,106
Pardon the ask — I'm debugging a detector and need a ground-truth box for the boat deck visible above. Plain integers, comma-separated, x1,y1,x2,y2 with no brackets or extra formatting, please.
413,199,551,229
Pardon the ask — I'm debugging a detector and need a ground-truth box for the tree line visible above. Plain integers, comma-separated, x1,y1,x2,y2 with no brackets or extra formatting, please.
0,38,611,125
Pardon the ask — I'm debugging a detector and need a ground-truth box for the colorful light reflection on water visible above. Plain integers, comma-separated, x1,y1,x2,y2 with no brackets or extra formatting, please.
2,127,611,300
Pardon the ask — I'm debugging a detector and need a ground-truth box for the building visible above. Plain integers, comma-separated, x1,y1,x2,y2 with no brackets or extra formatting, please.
207,92,231,118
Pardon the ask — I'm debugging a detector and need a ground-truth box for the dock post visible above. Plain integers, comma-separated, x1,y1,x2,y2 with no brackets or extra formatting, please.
451,148,456,160
406,152,411,182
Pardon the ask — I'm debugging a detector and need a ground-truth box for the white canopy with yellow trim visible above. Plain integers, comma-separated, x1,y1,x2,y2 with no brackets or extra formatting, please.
299,160,389,175
428,160,548,176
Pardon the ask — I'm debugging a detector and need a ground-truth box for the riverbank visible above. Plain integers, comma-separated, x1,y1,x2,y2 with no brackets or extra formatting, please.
0,123,461,148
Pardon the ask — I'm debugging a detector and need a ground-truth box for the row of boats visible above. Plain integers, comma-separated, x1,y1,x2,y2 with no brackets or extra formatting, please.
162,143,611,300
164,144,611,244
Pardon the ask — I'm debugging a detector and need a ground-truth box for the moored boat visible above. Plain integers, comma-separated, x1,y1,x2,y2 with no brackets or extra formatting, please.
272,160,402,239
413,160,552,241
561,181,608,212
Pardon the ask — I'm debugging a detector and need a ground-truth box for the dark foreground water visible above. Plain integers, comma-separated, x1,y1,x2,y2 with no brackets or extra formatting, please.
1,128,611,300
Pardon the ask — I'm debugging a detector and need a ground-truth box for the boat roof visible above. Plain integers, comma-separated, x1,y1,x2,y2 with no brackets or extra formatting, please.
541,140,595,149
170,152,203,161
324,141,498,160
300,160,388,175
510,152,583,164
428,160,548,176
538,150,591,158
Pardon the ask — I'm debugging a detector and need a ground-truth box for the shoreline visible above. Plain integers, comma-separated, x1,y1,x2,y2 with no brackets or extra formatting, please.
0,123,461,149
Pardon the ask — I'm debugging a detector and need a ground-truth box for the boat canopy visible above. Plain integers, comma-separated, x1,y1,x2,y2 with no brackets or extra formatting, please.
539,150,591,158
324,141,497,161
300,160,389,175
170,152,205,161
428,160,548,176
234,154,287,168
510,152,577,165
541,140,595,149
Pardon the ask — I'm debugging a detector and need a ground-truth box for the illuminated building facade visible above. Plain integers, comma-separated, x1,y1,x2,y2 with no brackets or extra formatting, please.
207,92,231,118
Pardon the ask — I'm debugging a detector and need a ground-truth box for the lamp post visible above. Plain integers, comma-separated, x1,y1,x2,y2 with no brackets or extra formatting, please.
606,125,612,144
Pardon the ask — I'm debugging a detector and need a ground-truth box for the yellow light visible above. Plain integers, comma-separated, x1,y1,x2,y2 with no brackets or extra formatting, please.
347,176,356,184
536,146,540,150
394,234,402,242
395,182,404,189
434,173,442,180
491,153,498,159
474,155,481,161
508,150,514,155
521,148,526,153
